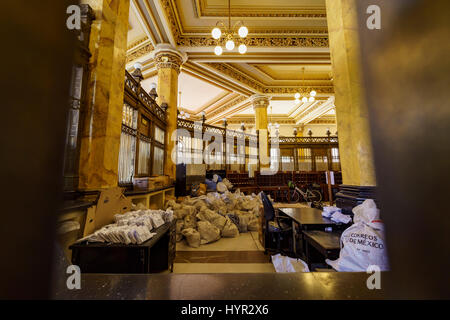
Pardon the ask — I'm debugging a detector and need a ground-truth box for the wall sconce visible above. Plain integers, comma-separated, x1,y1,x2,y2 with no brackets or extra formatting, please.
131,62,144,84
160,102,168,112
149,82,158,100
293,128,297,136
307,129,313,137
240,122,245,131
223,118,228,128
326,129,331,137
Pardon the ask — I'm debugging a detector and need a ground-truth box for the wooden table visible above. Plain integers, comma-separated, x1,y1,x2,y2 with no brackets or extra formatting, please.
277,207,344,259
303,230,341,269
278,207,337,230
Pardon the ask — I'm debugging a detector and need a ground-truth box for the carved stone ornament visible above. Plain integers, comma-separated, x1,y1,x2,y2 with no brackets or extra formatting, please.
152,44,187,73
251,94,271,109
126,43,155,64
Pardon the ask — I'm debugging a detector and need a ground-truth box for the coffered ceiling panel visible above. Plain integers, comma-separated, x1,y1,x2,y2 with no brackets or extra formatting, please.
176,0,327,35
252,64,331,81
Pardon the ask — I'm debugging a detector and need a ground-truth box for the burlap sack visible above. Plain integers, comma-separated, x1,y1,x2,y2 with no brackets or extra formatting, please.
182,228,201,248
197,209,227,231
184,214,197,229
173,208,189,219
197,221,220,244
235,211,253,232
166,200,182,210
176,220,184,242
221,217,239,238
248,217,259,231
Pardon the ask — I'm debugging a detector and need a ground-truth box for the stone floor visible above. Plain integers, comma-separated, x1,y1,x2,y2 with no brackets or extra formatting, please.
173,231,275,273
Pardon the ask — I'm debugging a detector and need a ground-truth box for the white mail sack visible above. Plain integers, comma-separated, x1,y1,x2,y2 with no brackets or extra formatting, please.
326,199,389,271
272,254,310,273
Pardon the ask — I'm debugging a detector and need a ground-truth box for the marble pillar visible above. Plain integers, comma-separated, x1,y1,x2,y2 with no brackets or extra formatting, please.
251,94,271,169
78,0,130,191
326,0,376,186
296,125,305,165
152,44,186,180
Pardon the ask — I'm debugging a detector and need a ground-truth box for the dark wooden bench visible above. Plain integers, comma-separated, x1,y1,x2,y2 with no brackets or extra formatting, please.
303,230,341,270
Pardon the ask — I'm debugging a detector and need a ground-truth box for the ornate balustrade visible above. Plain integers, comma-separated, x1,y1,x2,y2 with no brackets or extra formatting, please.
124,71,166,123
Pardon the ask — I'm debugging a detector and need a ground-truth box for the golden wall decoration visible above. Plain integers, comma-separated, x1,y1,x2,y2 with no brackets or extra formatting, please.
126,43,154,63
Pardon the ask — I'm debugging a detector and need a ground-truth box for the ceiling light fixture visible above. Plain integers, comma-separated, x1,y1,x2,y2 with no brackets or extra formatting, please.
211,0,248,55
295,67,316,104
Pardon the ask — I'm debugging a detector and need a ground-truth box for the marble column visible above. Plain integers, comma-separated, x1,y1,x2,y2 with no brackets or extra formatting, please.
152,44,187,180
78,0,130,191
296,125,305,168
326,0,376,186
251,94,271,169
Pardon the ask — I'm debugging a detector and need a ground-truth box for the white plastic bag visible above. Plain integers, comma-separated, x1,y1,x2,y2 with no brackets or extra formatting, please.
326,199,389,271
272,254,310,273
149,213,165,228
322,206,341,218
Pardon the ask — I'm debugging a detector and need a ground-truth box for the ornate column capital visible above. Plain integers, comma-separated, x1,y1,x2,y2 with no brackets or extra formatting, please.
152,43,187,74
250,94,271,110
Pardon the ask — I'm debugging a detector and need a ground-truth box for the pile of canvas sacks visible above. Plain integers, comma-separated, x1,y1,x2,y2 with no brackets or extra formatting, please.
166,189,262,248
79,209,174,245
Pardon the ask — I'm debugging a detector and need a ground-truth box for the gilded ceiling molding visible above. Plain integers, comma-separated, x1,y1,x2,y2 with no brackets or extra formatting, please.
177,36,328,48
296,102,323,120
244,28,328,35
264,87,334,94
126,43,154,63
308,119,336,124
204,63,265,92
160,0,182,42
228,118,296,125
127,37,150,50
195,0,326,18
207,96,248,119
202,63,335,95
161,0,329,48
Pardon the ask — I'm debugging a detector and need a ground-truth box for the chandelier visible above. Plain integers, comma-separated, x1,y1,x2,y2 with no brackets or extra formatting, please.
294,67,316,104
268,105,279,135
177,91,190,119
211,0,248,55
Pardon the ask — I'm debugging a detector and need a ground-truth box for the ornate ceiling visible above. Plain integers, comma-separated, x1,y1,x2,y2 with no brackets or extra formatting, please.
126,0,335,127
